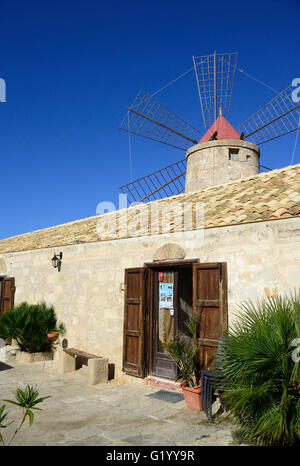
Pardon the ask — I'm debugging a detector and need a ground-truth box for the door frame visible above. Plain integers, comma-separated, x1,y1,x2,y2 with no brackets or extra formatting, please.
123,259,228,379
144,259,199,378
151,268,179,379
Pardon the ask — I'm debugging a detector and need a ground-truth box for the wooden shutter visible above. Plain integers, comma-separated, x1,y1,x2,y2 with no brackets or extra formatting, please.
123,268,147,378
1,277,15,314
193,263,227,370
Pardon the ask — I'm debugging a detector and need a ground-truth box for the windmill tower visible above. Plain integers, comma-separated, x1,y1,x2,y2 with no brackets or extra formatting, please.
185,114,260,192
119,51,300,204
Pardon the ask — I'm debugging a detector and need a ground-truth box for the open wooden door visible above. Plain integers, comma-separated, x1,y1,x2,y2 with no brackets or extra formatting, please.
123,268,148,378
193,263,227,370
0,277,15,314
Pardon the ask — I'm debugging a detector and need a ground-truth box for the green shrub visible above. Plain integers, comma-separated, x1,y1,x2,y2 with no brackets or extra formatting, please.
0,302,65,353
163,317,200,387
215,292,300,445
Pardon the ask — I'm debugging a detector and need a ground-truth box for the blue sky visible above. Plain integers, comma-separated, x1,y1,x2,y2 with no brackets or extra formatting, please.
0,0,299,239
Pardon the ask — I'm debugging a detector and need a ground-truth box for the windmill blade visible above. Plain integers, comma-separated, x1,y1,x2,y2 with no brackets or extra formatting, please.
193,51,238,128
119,159,186,204
237,85,300,145
119,90,201,151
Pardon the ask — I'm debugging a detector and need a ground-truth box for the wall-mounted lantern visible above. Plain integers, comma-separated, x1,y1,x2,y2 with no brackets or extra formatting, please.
51,252,63,271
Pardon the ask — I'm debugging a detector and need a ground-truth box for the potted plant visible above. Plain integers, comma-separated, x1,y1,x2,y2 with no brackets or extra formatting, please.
0,302,65,362
47,331,60,340
163,317,202,411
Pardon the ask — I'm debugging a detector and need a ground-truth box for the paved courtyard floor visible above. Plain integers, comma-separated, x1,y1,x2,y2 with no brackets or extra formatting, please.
0,353,236,446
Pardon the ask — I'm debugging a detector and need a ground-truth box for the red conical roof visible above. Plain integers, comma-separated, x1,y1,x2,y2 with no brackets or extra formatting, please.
199,115,240,143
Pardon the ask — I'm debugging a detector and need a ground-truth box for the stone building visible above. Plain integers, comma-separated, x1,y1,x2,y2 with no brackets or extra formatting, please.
0,116,300,382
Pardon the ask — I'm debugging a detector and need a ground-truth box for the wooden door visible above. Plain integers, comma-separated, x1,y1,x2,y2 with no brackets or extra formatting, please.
0,277,15,314
193,263,227,370
123,268,147,378
151,270,178,379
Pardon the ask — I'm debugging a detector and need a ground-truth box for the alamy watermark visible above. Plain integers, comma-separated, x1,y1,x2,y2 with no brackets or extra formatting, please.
95,194,205,244
292,78,300,103
0,78,6,102
291,338,300,363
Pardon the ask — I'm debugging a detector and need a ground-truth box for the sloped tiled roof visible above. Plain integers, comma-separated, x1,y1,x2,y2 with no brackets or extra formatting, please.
0,163,299,254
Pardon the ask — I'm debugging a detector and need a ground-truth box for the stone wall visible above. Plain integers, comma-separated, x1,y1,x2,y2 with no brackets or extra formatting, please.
185,139,260,192
0,217,299,377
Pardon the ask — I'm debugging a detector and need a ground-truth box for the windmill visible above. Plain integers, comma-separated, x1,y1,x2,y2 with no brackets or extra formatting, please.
119,51,300,204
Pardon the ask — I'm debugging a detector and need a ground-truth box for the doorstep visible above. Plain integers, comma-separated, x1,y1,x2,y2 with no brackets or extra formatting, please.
145,376,183,392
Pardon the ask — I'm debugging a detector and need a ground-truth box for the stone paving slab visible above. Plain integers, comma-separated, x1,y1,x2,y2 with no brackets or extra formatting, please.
0,357,236,446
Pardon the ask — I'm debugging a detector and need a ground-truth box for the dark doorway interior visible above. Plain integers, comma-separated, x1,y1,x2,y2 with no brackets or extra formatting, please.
151,266,193,379
178,267,193,337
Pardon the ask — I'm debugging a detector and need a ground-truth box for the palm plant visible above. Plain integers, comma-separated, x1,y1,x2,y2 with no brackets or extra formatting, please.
1,385,50,446
0,302,65,353
0,405,13,446
215,292,300,445
163,317,199,387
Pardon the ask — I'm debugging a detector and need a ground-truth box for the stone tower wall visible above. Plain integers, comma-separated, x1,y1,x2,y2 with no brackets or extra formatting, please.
185,139,260,192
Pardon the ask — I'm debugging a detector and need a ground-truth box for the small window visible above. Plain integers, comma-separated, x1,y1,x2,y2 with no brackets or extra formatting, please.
229,148,239,161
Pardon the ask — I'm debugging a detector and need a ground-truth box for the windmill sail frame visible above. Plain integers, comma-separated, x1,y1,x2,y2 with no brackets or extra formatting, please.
119,90,201,150
193,51,238,128
118,52,298,205
119,159,186,204
238,85,300,145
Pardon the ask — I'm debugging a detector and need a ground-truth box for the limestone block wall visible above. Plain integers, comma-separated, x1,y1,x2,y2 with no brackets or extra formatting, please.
0,217,299,377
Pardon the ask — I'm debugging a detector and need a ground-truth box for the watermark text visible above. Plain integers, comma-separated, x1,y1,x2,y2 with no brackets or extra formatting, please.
0,78,6,102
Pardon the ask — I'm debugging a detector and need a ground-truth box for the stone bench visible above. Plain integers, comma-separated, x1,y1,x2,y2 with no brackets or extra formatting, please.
59,347,109,385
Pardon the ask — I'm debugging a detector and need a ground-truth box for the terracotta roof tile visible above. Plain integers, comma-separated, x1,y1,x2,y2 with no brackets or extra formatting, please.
0,163,300,254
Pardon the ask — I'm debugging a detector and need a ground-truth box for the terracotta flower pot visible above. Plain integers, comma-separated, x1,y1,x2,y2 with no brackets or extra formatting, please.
182,384,202,412
47,331,59,339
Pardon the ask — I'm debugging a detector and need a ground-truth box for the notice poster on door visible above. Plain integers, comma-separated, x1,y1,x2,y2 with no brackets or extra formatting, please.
159,283,174,309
